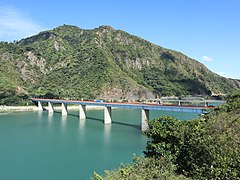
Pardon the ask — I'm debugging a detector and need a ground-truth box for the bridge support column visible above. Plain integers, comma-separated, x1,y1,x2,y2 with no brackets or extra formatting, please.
38,101,43,111
79,105,86,119
204,101,208,107
178,100,181,106
104,106,112,124
48,102,54,113
141,109,149,131
62,103,68,116
159,99,163,105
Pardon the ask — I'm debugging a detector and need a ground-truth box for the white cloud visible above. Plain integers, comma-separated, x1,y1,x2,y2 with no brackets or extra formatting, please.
0,6,43,42
202,56,213,62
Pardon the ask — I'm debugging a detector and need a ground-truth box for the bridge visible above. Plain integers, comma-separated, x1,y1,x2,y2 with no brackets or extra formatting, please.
30,98,221,131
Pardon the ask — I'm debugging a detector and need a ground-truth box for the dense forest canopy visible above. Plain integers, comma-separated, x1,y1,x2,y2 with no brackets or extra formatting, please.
0,25,240,105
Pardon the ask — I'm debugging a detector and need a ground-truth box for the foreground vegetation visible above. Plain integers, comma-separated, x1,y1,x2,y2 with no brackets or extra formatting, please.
92,91,240,179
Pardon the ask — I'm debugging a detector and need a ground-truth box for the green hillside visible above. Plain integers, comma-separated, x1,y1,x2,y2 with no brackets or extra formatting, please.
0,25,239,105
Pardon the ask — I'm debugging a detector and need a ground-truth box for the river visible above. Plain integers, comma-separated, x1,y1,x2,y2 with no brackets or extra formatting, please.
0,108,198,179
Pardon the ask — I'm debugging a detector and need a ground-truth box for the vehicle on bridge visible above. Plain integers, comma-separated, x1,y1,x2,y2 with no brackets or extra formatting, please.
94,99,104,103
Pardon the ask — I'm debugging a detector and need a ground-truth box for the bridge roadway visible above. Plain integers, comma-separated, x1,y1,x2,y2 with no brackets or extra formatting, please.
31,98,214,131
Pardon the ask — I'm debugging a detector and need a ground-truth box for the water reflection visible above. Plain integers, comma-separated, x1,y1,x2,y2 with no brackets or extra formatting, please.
37,111,43,120
78,119,86,143
48,113,53,127
79,119,86,130
37,111,43,122
104,124,111,145
61,115,67,131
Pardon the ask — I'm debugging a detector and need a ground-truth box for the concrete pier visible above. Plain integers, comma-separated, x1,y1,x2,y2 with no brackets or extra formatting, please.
141,109,149,131
79,105,86,119
48,102,54,113
62,103,68,116
178,100,181,106
104,106,112,124
204,101,208,107
38,101,43,111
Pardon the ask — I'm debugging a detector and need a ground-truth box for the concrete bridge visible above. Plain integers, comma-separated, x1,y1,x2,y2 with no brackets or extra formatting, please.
30,98,218,131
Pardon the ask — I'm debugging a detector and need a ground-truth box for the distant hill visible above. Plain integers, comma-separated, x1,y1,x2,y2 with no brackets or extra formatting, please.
0,25,239,104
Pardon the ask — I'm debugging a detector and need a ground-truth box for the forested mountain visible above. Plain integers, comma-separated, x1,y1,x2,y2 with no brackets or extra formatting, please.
0,25,239,104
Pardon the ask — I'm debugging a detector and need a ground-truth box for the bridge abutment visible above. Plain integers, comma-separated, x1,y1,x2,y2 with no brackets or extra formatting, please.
104,107,112,124
141,109,149,131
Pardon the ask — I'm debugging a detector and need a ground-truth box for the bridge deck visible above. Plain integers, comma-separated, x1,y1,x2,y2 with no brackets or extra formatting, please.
30,98,213,114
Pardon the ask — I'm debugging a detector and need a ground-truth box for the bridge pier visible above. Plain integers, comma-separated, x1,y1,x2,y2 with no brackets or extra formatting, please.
38,101,43,111
48,102,54,113
178,100,181,106
79,105,86,119
141,109,149,131
62,103,68,116
204,101,208,107
104,107,112,124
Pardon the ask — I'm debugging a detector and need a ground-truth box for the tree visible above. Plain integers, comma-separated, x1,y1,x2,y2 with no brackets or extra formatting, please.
92,91,240,179
144,116,213,178
144,91,240,179
92,155,186,180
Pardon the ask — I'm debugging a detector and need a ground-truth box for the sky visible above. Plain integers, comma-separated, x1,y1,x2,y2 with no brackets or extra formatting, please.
0,0,239,79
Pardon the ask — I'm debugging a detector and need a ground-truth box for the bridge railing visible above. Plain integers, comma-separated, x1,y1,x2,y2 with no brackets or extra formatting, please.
159,99,225,107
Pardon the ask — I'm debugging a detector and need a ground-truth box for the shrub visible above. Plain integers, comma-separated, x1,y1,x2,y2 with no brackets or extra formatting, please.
92,155,186,180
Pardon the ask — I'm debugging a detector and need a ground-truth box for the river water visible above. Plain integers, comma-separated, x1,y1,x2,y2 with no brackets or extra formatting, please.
0,108,198,179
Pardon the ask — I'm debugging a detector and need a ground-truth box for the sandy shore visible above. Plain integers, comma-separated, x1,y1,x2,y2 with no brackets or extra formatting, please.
0,106,39,112
0,105,104,112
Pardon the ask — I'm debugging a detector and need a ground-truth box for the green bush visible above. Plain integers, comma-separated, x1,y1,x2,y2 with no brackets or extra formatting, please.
92,155,186,180
92,91,240,179
144,91,240,179
144,116,213,178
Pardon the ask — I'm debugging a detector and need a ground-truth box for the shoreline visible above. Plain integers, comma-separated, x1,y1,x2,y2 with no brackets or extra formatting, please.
0,105,104,113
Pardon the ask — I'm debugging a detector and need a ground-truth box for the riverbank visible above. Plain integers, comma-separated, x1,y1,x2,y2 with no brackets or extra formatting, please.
0,106,39,112
0,105,104,113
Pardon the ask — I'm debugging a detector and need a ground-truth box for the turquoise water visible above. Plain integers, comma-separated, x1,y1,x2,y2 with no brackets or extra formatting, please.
0,108,198,179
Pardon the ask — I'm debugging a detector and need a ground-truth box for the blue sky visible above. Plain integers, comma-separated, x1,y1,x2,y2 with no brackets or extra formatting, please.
0,0,239,79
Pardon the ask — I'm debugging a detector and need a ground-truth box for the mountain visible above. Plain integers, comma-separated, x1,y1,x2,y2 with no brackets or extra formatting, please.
0,25,239,104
